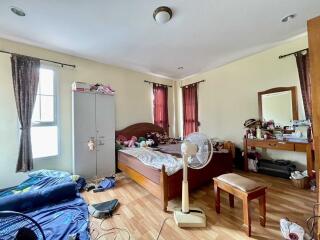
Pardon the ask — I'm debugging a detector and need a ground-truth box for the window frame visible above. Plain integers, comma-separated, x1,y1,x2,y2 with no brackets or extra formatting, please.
31,66,60,160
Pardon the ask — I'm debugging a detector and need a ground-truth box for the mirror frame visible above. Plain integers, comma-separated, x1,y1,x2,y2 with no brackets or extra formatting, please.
258,86,298,122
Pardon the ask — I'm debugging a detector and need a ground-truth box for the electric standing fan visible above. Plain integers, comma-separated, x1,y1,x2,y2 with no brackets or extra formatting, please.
174,132,213,228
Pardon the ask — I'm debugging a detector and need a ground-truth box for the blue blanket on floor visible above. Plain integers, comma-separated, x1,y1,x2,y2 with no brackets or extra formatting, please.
0,171,89,240
27,196,89,240
0,171,86,198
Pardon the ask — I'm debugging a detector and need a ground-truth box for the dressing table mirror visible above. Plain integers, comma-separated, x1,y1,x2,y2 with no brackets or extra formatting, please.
258,86,298,127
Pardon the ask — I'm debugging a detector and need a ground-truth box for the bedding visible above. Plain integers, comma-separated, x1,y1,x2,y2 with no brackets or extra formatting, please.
157,143,182,157
119,147,183,175
120,142,231,176
0,170,89,240
27,197,88,240
0,196,89,240
0,171,86,198
0,183,78,212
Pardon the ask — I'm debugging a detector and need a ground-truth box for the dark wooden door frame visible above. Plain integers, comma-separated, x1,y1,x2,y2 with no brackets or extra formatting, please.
308,15,320,240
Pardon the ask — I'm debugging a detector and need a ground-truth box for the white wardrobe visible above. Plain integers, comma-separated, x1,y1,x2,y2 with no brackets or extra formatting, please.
72,91,115,179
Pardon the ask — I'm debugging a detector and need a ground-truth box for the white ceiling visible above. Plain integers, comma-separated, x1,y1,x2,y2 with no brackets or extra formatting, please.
0,1,319,79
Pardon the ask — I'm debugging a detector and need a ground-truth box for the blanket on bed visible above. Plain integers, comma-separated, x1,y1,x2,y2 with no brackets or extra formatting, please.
120,148,183,175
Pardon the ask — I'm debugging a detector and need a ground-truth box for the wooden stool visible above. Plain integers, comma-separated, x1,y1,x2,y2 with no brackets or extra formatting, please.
213,173,267,237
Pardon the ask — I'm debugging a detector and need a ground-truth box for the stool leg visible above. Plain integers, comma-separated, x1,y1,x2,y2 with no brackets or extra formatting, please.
214,184,221,214
259,193,266,227
242,199,251,237
229,194,234,208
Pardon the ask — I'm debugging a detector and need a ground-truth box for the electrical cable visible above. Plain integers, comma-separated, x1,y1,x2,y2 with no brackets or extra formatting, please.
89,221,100,239
89,213,131,240
88,202,172,240
155,217,172,240
98,216,130,240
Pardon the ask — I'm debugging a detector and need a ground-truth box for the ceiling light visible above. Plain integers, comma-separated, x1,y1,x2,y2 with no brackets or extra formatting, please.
281,14,296,23
153,6,172,24
10,6,26,17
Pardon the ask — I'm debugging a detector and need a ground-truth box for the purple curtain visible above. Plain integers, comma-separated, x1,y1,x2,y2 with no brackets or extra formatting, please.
295,51,312,120
11,54,40,172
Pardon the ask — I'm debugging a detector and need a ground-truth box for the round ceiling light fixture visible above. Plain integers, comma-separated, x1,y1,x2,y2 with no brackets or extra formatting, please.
281,13,296,23
10,6,26,17
153,6,172,24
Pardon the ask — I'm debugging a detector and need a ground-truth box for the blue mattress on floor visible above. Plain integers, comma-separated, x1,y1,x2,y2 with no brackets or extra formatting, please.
0,170,90,240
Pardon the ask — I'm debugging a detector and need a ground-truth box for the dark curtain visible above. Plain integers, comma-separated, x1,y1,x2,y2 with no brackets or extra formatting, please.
182,84,199,137
153,84,169,133
295,51,312,120
11,54,40,172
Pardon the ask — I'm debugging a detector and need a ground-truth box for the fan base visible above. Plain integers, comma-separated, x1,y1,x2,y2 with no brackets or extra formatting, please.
173,207,206,228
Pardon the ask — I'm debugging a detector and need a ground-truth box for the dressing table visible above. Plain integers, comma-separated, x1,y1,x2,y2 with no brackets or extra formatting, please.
243,138,314,176
243,86,314,176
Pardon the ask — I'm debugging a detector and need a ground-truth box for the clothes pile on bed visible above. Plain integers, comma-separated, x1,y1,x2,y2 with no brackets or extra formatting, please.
0,169,90,240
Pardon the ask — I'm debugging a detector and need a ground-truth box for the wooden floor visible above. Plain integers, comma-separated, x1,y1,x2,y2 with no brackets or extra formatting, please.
82,171,316,240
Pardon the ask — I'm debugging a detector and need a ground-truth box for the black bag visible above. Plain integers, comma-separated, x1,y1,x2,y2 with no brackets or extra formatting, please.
234,147,244,170
258,159,296,179
88,199,119,218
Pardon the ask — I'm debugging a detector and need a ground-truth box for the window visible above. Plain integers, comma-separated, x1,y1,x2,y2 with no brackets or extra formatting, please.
31,68,59,159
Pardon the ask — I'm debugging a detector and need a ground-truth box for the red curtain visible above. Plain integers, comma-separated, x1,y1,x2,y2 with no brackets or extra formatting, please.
182,84,199,137
153,84,169,133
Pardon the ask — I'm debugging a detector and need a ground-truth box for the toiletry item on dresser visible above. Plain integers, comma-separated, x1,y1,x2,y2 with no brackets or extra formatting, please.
256,126,262,139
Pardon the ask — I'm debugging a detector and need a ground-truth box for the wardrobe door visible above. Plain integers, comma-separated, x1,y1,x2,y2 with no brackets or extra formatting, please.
72,92,97,178
96,138,115,177
95,94,115,177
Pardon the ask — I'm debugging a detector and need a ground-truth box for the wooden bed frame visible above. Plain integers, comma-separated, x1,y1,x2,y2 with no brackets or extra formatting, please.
116,122,234,211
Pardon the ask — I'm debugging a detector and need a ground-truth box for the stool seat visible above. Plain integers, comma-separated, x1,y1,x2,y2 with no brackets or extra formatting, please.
213,174,267,237
217,173,261,192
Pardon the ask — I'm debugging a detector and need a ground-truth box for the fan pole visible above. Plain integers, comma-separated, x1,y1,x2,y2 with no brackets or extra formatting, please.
182,155,189,213
174,135,210,228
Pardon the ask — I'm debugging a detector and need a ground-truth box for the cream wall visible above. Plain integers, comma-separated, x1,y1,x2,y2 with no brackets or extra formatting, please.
0,38,175,188
0,34,310,188
177,34,308,169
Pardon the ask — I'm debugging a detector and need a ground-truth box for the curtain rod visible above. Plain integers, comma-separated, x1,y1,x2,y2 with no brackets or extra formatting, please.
279,48,308,59
0,50,76,68
144,80,172,88
181,79,205,88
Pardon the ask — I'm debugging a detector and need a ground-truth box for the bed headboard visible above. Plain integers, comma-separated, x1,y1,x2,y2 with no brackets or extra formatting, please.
116,122,165,139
